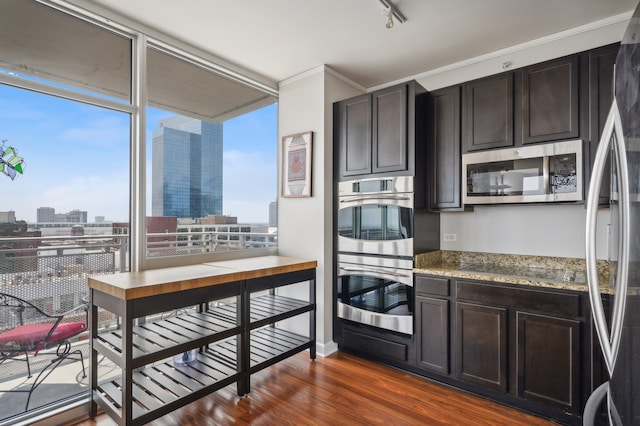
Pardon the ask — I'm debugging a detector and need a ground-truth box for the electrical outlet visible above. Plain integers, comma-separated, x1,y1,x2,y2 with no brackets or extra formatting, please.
443,233,457,242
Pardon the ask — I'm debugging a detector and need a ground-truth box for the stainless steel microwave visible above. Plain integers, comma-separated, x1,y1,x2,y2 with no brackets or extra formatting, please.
462,139,583,205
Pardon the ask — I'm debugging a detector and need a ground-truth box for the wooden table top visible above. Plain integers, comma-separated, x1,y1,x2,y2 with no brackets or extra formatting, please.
88,256,317,300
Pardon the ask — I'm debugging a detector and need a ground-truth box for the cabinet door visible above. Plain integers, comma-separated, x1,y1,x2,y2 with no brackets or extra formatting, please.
338,94,371,178
516,312,580,414
416,295,449,374
455,302,508,391
588,43,619,205
430,86,462,210
372,85,408,174
521,55,579,144
464,73,514,152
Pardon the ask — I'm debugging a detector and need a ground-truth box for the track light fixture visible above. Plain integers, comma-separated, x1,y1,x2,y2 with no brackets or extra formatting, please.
378,0,406,29
383,8,394,29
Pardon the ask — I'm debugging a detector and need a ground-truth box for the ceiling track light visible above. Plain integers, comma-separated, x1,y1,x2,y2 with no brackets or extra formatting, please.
378,0,406,29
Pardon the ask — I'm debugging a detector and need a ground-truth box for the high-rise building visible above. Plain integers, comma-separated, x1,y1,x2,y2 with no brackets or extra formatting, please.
55,209,87,223
37,207,55,223
269,200,277,227
152,116,223,219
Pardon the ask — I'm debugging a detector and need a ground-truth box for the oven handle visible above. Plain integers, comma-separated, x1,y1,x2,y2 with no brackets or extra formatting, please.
339,265,411,279
339,194,412,203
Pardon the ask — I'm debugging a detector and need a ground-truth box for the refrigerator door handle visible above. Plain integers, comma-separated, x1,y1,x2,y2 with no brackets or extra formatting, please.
582,381,609,425
585,100,630,377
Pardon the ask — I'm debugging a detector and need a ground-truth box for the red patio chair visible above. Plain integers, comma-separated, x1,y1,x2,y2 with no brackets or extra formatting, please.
0,292,88,411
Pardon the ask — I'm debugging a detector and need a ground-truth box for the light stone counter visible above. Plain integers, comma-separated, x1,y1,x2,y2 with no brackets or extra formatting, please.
414,250,615,294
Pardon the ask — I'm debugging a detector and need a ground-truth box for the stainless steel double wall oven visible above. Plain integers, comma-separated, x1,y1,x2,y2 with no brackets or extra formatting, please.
336,176,439,335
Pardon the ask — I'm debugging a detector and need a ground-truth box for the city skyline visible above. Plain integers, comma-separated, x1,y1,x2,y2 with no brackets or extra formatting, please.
0,81,278,224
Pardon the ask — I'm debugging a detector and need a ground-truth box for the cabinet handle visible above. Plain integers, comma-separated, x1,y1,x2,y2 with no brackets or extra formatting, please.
585,100,629,377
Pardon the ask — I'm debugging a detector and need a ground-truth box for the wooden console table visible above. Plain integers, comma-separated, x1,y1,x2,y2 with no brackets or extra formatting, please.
88,256,316,426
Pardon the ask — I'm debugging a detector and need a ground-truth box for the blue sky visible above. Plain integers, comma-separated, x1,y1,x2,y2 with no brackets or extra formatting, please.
0,83,277,224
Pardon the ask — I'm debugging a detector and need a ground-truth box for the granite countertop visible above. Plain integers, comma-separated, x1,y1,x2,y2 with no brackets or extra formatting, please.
414,250,615,294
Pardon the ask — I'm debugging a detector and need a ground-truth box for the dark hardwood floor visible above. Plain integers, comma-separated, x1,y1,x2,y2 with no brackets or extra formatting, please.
72,351,557,426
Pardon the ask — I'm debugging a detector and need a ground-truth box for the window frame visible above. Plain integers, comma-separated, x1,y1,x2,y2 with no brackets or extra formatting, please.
0,1,279,422
7,0,280,272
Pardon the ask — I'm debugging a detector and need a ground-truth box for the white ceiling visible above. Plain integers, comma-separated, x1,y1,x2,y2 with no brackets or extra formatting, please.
88,0,637,89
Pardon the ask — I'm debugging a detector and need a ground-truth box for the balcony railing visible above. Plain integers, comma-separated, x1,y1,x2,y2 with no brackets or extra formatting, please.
0,235,123,314
146,230,277,257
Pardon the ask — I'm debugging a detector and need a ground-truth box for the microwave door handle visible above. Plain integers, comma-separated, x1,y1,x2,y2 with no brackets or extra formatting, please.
339,265,411,279
339,195,412,203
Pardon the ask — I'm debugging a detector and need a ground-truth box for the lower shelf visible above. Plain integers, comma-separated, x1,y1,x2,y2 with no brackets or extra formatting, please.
94,340,240,425
249,327,313,372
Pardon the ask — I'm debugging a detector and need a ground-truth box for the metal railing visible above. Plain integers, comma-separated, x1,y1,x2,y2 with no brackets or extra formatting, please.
0,229,277,304
146,230,277,257
0,235,123,314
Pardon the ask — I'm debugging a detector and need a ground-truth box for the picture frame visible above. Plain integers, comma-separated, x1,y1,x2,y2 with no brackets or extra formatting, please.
282,131,313,198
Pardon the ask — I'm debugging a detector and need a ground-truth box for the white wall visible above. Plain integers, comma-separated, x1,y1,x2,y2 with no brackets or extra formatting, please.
440,204,612,259
277,67,363,357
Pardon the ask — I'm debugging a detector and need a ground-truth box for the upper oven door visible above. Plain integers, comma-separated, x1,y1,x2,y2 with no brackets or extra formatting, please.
337,179,413,257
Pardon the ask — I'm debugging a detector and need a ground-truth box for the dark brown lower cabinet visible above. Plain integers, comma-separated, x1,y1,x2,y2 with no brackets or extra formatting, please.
335,319,416,370
416,296,449,374
516,311,580,412
412,274,602,425
456,302,508,392
415,275,450,374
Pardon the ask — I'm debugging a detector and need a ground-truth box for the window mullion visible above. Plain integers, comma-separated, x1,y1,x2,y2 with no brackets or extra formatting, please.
130,32,147,272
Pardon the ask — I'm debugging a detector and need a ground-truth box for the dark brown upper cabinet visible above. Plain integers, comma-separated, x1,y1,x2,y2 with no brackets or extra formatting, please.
372,84,409,174
336,93,371,178
521,55,580,144
588,43,619,205
335,81,424,181
463,73,514,152
430,86,463,210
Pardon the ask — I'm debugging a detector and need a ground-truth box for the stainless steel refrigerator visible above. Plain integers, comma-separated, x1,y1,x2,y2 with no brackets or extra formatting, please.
584,3,640,424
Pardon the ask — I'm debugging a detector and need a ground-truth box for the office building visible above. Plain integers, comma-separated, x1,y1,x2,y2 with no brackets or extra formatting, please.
0,210,16,224
152,116,223,219
269,200,277,227
55,209,88,223
37,207,55,223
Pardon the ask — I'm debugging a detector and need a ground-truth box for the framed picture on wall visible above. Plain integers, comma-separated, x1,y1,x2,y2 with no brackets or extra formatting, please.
281,131,313,198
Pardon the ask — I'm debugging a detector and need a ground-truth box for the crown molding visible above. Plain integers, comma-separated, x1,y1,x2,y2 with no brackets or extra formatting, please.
280,65,366,93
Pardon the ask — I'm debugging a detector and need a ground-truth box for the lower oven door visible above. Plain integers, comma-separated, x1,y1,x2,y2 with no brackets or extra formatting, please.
337,253,413,335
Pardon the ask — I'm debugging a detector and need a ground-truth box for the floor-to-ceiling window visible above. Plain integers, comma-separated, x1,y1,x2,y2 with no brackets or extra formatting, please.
0,0,278,423
0,1,133,422
144,46,277,266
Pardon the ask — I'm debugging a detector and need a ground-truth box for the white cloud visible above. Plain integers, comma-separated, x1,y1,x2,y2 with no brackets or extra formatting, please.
4,171,129,223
